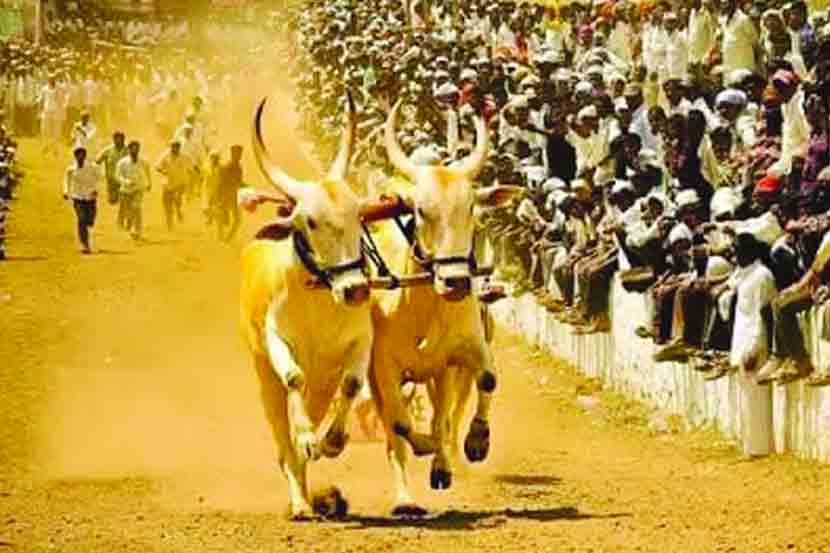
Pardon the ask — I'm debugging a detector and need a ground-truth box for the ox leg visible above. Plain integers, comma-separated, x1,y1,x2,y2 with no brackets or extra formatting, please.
265,328,319,464
465,347,496,463
369,362,427,517
253,355,314,520
316,341,372,459
429,369,456,490
449,369,474,462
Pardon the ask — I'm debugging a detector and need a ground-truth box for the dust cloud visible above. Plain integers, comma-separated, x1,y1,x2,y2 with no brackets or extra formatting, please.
31,33,338,512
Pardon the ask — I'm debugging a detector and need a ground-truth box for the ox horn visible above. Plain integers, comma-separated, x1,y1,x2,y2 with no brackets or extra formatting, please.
253,97,304,200
326,91,356,182
454,113,489,180
384,99,418,181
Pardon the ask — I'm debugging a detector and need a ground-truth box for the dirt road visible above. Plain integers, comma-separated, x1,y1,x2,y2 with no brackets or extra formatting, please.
3,120,830,552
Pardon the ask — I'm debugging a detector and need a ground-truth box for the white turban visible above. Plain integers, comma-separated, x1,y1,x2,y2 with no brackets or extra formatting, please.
675,189,700,208
669,223,694,245
575,80,594,94
710,187,742,218
611,179,634,196
577,105,598,122
542,177,567,194
715,88,748,108
410,145,441,166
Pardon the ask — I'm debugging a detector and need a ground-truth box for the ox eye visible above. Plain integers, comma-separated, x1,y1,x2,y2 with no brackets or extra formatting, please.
417,208,426,219
307,217,318,230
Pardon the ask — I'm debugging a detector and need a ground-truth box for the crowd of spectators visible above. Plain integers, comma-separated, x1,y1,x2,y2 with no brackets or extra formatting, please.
288,0,830,457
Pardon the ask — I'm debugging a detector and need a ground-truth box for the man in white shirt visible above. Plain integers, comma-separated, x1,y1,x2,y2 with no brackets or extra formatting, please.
687,0,715,65
717,0,760,74
155,140,195,231
71,111,96,152
664,13,689,81
64,147,102,254
116,141,152,241
39,77,64,156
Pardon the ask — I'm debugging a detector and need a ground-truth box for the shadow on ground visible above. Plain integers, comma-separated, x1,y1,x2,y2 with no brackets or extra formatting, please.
492,474,562,486
343,506,630,531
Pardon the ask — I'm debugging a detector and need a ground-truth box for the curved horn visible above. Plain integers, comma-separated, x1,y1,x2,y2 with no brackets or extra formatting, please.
454,114,489,180
253,98,304,200
326,91,355,182
384,99,418,181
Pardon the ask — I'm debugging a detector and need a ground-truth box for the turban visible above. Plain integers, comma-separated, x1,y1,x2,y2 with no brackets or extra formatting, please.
675,189,700,208
710,187,742,218
715,88,748,108
577,104,598,121
669,223,694,245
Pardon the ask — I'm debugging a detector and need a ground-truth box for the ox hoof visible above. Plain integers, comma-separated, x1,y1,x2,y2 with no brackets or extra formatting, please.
430,462,452,490
320,429,349,459
311,486,350,520
478,371,497,393
392,503,428,518
464,418,490,463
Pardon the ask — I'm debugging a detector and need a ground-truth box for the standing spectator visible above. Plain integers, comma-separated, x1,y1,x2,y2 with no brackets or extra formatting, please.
715,0,761,75
720,233,776,458
63,146,101,254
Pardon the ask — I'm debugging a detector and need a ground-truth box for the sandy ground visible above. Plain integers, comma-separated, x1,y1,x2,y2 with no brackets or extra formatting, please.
3,105,830,552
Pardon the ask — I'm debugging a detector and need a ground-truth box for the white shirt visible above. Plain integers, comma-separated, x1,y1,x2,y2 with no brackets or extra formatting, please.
64,162,101,200
720,10,759,74
72,121,97,151
665,29,689,80
39,84,61,115
155,151,194,191
769,89,810,177
723,260,776,369
116,157,152,195
688,7,715,64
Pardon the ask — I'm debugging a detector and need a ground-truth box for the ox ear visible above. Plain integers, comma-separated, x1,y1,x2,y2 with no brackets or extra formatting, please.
475,185,525,208
255,211,298,242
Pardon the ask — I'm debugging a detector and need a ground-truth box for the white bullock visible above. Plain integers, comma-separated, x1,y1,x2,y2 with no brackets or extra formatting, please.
239,94,372,520
368,100,523,516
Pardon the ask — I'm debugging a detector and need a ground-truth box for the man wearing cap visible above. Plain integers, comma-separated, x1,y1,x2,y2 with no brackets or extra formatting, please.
627,83,660,153
155,140,194,232
767,70,809,180
570,180,638,333
63,146,102,254
569,104,609,184
721,233,776,457
646,221,697,344
116,140,152,241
